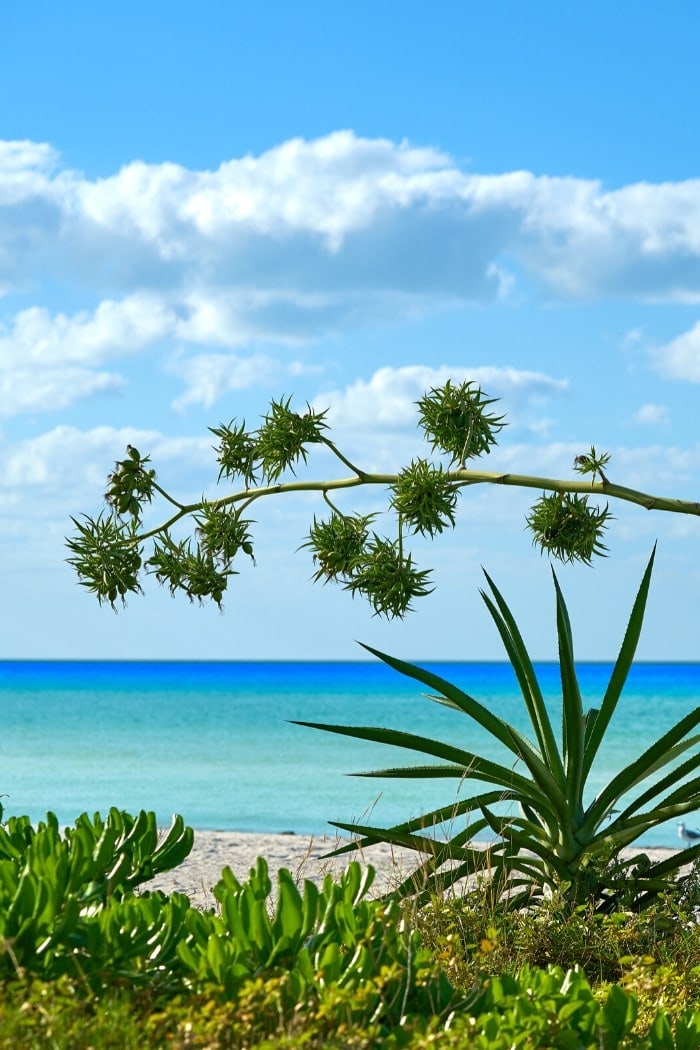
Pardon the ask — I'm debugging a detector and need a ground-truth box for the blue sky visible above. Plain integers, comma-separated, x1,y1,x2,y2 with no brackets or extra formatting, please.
2,1,700,661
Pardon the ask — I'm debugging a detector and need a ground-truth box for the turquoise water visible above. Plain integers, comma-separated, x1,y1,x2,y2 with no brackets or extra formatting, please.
1,661,699,848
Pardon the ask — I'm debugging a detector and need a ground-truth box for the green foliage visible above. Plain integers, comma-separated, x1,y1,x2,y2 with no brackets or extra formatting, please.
343,534,434,618
417,886,700,997
469,964,640,1048
0,808,193,980
67,380,700,615
66,513,143,606
416,379,505,465
390,459,458,537
304,511,374,584
4,958,700,1049
1,821,699,1047
527,491,612,564
300,549,700,911
105,445,156,521
147,533,233,606
574,445,613,482
255,397,329,481
0,811,459,1019
210,418,259,486
195,503,255,565
178,856,459,1021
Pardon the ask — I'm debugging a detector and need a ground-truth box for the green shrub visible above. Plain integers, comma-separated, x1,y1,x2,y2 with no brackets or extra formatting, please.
4,961,700,1049
2,806,700,1047
0,807,192,980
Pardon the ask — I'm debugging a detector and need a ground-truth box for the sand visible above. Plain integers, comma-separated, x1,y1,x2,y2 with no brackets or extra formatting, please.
145,828,682,910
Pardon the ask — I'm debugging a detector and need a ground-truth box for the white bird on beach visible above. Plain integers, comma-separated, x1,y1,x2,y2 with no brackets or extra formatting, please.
678,822,700,843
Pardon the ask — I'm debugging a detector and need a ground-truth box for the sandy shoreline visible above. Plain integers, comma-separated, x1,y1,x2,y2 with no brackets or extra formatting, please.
146,829,682,910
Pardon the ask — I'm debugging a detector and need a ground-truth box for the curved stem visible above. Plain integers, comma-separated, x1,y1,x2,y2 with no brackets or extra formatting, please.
147,479,186,510
322,490,346,517
452,469,700,516
131,468,700,547
320,436,366,479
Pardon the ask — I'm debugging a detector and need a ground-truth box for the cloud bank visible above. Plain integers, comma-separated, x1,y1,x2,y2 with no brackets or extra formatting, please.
3,131,700,414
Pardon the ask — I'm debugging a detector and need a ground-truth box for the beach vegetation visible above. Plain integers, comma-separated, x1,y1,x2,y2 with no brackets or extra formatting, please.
299,548,700,913
2,805,700,1045
0,806,192,982
1,878,700,1047
66,382,700,617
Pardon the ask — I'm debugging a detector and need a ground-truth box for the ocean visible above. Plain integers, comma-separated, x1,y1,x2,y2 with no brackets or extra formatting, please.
1,660,699,849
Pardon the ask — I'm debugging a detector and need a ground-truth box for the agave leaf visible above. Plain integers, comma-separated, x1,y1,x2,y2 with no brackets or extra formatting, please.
500,724,569,809
615,754,700,823
502,887,547,911
551,569,585,810
479,807,572,881
582,546,656,781
612,799,700,836
359,642,538,761
639,841,700,879
293,720,561,816
325,814,501,866
426,692,470,713
351,763,484,778
623,736,700,792
390,856,497,901
584,706,700,830
651,773,700,811
503,857,548,882
326,820,450,859
292,719,488,767
350,764,556,819
325,792,519,858
480,570,563,782
589,799,700,852
586,823,658,855
358,644,569,814
328,821,497,900
583,707,600,756
350,757,556,818
352,767,558,831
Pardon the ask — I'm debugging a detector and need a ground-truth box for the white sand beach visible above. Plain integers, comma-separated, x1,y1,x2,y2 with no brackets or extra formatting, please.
146,829,682,910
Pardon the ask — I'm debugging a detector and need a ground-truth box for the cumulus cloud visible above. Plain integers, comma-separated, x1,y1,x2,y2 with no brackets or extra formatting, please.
317,364,568,430
0,294,175,367
4,130,700,419
632,403,670,426
0,366,123,418
653,322,700,381
169,351,279,411
4,130,700,307
0,425,211,499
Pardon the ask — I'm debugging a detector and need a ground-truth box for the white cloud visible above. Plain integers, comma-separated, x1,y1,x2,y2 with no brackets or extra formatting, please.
0,425,212,501
0,140,61,202
652,321,700,381
169,352,279,411
0,367,123,418
3,131,700,309
0,294,175,368
318,364,568,430
632,403,669,426
4,131,700,420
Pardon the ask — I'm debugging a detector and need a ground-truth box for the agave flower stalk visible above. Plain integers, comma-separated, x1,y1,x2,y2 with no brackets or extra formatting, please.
67,383,700,618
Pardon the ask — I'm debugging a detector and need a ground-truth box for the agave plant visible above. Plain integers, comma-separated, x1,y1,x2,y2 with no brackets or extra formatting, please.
296,548,700,911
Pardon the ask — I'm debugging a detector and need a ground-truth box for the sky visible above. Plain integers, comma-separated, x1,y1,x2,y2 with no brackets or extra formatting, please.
2,1,700,662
